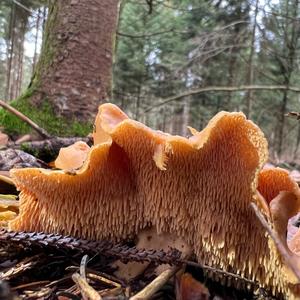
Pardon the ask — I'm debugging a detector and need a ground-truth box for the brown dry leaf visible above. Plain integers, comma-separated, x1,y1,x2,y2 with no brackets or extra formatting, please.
269,191,300,244
54,141,90,170
288,227,300,255
176,273,210,300
288,213,300,243
257,191,300,284
251,201,300,286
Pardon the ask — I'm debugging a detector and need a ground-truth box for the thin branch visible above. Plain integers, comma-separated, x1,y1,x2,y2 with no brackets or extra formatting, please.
10,0,42,20
0,100,51,139
184,260,257,287
117,28,182,38
11,0,32,13
118,20,248,40
286,112,300,120
130,266,181,300
143,85,300,113
72,273,102,300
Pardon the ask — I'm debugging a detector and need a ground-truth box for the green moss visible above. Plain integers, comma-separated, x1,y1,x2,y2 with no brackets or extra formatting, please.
0,91,92,137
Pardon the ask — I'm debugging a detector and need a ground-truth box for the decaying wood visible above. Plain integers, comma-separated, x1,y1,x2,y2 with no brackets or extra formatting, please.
0,99,51,139
0,148,49,171
9,136,92,161
0,254,45,280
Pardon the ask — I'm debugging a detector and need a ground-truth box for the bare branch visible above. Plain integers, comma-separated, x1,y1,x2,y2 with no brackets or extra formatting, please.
130,266,181,300
117,29,176,38
143,85,300,113
72,273,102,300
0,100,51,139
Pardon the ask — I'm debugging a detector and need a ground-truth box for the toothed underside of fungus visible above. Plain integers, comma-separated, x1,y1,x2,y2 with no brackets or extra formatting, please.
8,103,300,297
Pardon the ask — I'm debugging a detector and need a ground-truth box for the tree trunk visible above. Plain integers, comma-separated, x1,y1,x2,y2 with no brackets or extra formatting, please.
181,97,190,136
276,0,299,157
32,8,42,73
5,3,29,101
5,3,16,101
245,0,259,119
29,0,120,121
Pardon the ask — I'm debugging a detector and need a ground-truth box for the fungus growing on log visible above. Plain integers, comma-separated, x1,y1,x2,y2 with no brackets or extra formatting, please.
8,103,300,297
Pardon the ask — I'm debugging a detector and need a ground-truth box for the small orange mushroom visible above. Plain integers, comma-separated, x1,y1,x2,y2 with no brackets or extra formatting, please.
54,141,90,171
258,168,300,204
9,103,300,298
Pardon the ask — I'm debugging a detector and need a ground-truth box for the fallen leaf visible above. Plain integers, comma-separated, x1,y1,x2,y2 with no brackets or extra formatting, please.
176,273,210,300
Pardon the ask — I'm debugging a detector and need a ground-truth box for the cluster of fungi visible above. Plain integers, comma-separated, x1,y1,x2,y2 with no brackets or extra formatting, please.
8,103,300,299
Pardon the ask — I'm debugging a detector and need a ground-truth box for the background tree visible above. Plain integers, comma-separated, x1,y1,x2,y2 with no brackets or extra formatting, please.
29,0,120,120
1,0,300,161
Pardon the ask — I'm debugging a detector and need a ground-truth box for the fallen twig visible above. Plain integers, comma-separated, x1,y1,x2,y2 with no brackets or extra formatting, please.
184,260,257,287
0,254,45,280
72,272,102,300
11,280,51,291
0,100,51,139
130,265,181,300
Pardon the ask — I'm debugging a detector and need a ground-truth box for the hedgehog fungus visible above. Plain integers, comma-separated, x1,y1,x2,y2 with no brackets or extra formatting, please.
9,103,300,298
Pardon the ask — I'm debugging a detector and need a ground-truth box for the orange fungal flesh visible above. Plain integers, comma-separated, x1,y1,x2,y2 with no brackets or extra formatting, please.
9,103,300,298
258,168,300,204
54,141,90,170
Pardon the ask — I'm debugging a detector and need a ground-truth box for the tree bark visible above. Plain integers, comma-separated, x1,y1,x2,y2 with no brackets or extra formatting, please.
29,0,120,120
